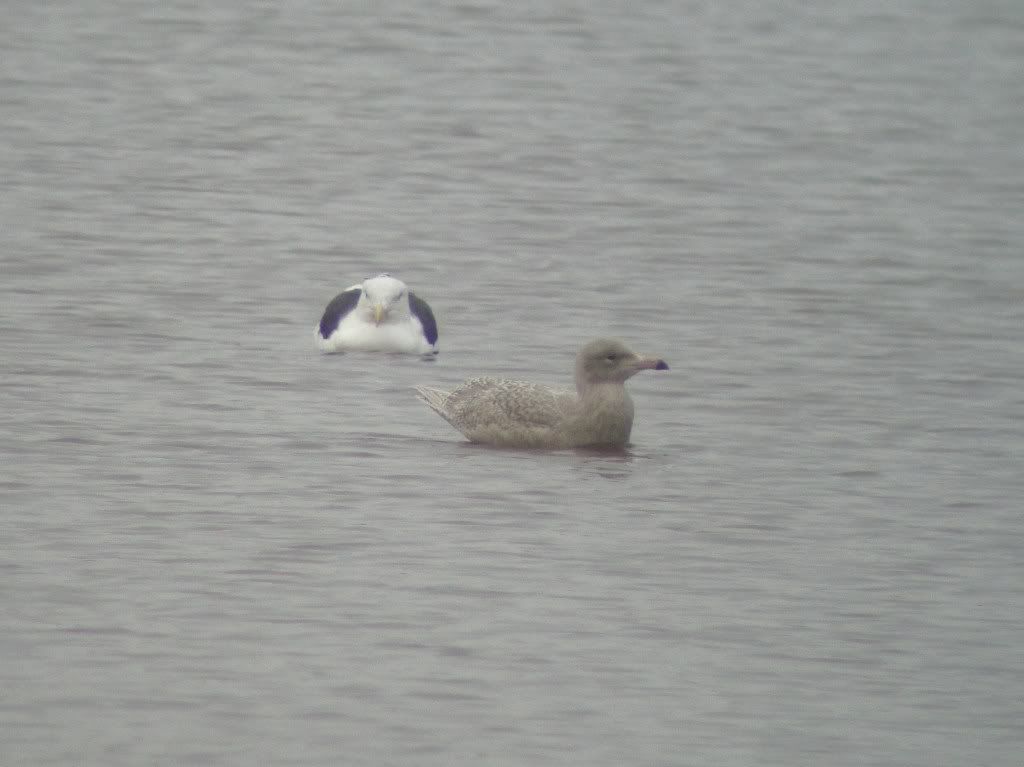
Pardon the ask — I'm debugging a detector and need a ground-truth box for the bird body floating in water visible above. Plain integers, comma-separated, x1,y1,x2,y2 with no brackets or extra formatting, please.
415,338,668,449
316,274,439,355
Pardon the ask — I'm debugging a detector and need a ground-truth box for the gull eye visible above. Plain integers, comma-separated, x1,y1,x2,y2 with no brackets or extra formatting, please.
606,353,617,361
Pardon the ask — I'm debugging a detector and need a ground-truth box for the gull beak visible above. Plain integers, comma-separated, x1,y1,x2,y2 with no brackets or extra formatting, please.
372,303,387,325
634,355,669,371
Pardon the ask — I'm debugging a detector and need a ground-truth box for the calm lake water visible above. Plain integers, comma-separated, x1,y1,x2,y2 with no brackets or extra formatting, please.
3,1,1023,765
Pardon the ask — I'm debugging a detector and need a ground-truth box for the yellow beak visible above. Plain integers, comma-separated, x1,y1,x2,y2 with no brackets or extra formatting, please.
372,303,386,325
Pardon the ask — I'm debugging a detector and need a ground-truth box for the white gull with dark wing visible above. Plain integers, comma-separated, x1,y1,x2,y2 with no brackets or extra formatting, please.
316,273,439,355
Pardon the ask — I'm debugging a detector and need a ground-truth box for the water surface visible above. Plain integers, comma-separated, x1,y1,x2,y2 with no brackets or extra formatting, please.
3,2,1023,765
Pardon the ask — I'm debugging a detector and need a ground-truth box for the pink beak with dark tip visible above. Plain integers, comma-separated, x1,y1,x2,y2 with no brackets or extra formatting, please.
634,356,669,371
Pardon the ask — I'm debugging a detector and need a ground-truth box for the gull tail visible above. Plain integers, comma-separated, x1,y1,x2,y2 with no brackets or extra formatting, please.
414,386,453,419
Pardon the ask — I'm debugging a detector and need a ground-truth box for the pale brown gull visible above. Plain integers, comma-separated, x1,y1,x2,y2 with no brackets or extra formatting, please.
415,338,668,449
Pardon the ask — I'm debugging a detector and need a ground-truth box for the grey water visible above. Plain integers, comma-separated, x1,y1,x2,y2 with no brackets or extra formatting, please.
3,1,1023,765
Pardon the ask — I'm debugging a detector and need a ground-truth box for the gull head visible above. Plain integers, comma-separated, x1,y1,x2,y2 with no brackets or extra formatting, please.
576,338,669,388
361,273,409,325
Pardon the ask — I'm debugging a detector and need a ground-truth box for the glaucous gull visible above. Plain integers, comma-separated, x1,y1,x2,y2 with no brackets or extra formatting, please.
415,338,668,448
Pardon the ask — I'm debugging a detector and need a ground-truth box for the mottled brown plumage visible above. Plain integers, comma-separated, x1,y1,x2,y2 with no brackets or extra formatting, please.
415,339,668,449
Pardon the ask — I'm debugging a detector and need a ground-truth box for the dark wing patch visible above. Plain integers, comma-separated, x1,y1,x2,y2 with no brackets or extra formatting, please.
408,292,439,345
318,288,361,338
